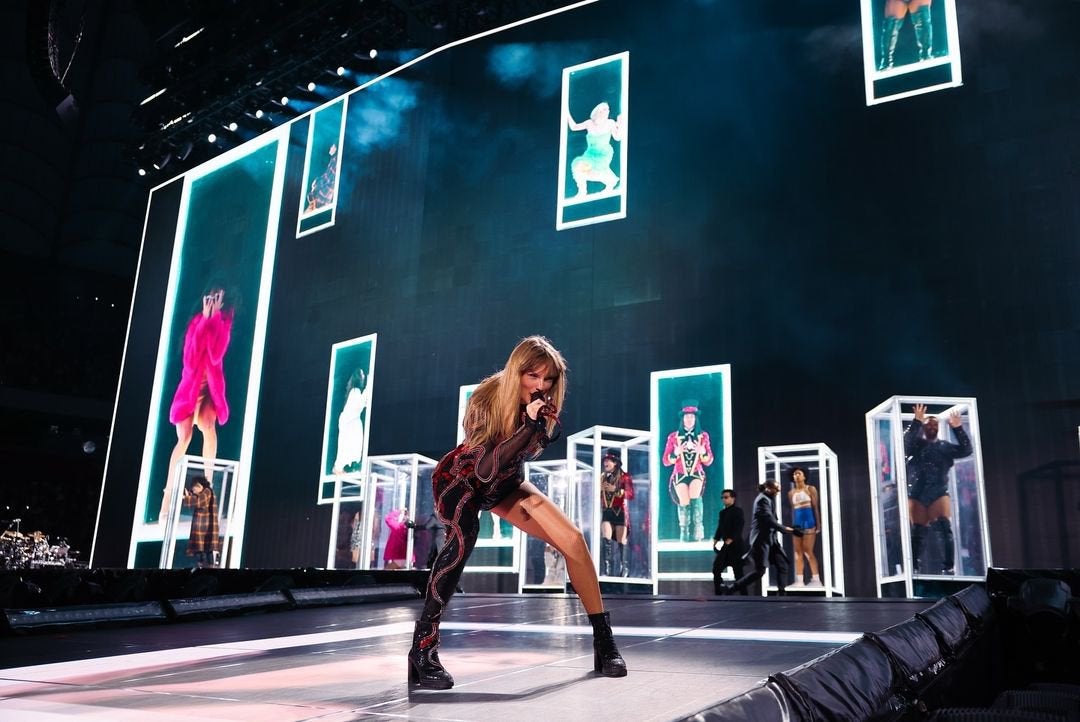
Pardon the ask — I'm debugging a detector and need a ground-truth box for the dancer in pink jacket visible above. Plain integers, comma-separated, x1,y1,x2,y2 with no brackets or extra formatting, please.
159,285,233,523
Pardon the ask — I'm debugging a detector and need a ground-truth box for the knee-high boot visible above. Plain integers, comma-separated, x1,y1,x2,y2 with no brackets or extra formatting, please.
408,619,454,689
877,17,903,70
601,538,613,576
408,496,480,690
911,6,933,61
932,518,955,574
690,497,705,541
910,523,926,574
617,542,628,577
677,505,690,542
588,611,628,677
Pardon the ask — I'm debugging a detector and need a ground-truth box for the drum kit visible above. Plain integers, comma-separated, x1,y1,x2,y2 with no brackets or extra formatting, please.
1,520,75,569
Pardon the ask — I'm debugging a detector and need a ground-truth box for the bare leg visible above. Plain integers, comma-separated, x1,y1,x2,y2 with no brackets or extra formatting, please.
804,530,820,582
493,481,602,614
160,417,194,521
674,485,690,505
571,160,591,197
600,167,620,192
195,402,218,481
792,534,806,583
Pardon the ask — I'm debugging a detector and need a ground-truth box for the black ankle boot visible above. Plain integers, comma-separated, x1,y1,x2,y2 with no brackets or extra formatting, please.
408,621,454,689
588,611,627,677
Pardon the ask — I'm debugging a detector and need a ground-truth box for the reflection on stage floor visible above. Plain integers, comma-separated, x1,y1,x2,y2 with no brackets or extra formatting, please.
0,594,930,721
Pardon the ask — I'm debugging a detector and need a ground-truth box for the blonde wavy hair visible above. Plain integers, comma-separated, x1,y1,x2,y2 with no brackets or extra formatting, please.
463,336,567,448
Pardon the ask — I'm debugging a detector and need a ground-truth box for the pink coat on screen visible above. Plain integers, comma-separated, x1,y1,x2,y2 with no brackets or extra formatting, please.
383,508,414,563
169,310,233,425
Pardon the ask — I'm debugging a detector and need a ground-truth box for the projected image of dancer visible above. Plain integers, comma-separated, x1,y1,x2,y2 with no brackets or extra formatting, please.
409,336,627,689
904,404,972,575
788,467,822,588
877,0,935,70
600,449,634,577
662,405,713,542
159,284,234,523
306,143,338,212
566,101,625,197
333,367,369,475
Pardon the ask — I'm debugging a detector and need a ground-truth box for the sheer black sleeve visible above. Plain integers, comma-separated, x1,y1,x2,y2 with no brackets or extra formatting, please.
474,413,546,484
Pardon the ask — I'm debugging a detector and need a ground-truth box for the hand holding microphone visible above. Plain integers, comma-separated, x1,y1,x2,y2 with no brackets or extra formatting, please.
529,390,558,419
528,390,562,445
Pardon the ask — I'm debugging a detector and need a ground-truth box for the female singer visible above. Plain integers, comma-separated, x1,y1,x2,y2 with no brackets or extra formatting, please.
408,336,627,689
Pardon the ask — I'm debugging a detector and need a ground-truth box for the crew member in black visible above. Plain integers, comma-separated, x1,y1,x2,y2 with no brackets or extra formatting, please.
722,478,800,595
711,488,746,595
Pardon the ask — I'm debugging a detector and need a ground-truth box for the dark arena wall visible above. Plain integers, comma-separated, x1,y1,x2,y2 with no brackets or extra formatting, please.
94,0,1080,595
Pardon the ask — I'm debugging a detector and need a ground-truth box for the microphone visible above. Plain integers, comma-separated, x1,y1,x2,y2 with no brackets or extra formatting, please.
529,391,562,444
530,390,557,417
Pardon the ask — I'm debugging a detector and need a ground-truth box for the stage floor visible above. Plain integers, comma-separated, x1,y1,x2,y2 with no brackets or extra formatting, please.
0,594,930,721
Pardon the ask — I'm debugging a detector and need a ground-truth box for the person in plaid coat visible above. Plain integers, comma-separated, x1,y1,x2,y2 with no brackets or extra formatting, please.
184,476,220,567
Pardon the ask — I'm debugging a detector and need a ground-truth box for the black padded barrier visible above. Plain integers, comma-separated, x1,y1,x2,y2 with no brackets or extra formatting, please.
950,585,994,633
772,637,896,722
685,680,797,722
865,616,947,693
916,596,971,659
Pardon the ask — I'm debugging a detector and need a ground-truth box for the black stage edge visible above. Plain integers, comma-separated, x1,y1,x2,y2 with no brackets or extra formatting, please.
690,568,1080,721
0,567,425,634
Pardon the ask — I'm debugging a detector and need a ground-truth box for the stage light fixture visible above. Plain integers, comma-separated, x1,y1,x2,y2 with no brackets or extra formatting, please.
255,109,264,119
165,591,291,617
369,48,378,59
4,602,167,631
307,81,316,92
139,87,167,106
227,121,238,132
176,140,194,161
287,583,420,608
280,95,289,106
138,168,146,176
337,66,346,76
207,133,217,143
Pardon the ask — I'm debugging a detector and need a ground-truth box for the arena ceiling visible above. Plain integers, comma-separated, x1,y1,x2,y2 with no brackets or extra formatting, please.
2,0,579,275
